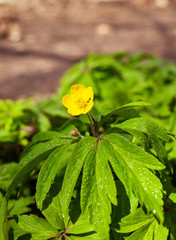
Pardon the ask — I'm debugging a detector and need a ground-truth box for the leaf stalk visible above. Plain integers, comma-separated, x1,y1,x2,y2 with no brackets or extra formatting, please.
87,112,97,137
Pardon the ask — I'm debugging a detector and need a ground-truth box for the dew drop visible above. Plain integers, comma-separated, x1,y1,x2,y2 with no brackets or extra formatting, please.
153,209,156,214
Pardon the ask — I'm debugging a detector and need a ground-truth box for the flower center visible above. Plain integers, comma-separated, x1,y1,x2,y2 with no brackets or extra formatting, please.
77,97,91,108
78,97,86,108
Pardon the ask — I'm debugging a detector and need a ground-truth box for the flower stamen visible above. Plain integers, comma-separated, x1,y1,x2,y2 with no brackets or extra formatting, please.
78,98,85,108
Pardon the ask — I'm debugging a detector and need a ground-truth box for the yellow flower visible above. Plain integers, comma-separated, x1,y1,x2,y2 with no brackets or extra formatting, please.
62,84,94,116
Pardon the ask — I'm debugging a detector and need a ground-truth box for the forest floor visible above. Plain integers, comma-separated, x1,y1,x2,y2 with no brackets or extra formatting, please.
0,0,176,99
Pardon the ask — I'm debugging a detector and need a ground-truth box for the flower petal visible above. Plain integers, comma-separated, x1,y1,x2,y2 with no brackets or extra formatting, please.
82,101,94,114
71,84,85,95
68,105,82,116
62,94,73,108
84,87,94,102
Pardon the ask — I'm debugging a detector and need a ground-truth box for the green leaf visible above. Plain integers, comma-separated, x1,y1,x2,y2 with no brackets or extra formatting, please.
36,113,51,132
111,230,127,240
68,232,102,240
58,118,84,134
99,102,150,126
80,147,96,212
153,220,169,240
114,118,171,167
115,118,170,141
104,133,165,170
8,196,35,217
59,136,97,225
0,197,7,240
67,213,95,234
111,181,131,224
90,185,111,240
115,208,154,233
0,192,3,202
81,139,117,240
164,196,176,239
151,136,168,162
96,140,117,205
125,219,168,240
42,194,65,230
103,134,165,223
6,138,70,199
32,131,65,143
81,139,117,211
36,144,70,210
168,192,176,203
125,223,151,240
0,163,18,189
15,215,59,240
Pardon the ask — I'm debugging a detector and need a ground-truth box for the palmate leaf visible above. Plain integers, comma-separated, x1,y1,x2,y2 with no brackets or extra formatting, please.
59,136,97,225
125,219,168,240
59,136,117,239
111,181,133,225
115,208,168,240
115,208,154,233
74,131,164,239
42,194,65,230
153,221,169,240
67,212,95,235
81,141,117,211
36,144,70,210
80,147,96,212
115,118,170,141
6,138,71,199
68,234,102,240
114,118,171,166
96,142,117,205
80,139,117,240
90,184,112,240
67,209,103,239
8,196,35,217
14,214,59,240
103,133,165,223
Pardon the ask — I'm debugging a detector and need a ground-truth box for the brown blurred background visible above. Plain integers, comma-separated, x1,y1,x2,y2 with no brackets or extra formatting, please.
0,0,176,100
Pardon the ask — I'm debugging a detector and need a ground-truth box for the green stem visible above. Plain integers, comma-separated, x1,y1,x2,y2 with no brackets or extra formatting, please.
87,112,96,137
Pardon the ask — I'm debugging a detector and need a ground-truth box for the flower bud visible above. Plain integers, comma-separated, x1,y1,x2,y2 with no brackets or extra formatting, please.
70,129,79,136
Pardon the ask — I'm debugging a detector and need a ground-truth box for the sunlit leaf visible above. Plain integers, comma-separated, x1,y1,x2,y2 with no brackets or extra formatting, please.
103,133,165,223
